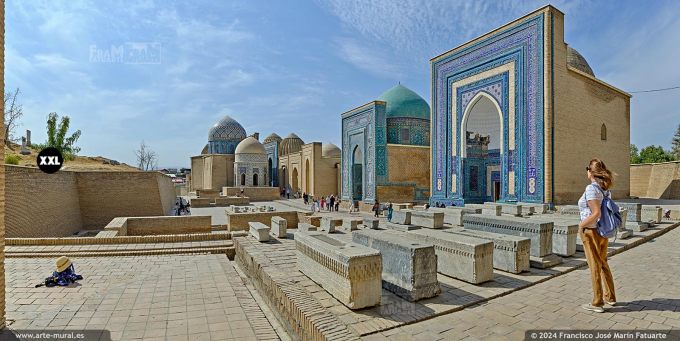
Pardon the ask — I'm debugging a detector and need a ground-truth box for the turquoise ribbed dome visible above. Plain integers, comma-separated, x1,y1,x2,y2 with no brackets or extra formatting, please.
377,84,430,120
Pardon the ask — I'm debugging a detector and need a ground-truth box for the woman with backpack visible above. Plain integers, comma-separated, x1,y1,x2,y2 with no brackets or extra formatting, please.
578,158,617,313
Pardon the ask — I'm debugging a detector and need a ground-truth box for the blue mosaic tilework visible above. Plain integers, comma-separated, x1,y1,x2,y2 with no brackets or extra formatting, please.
431,12,545,205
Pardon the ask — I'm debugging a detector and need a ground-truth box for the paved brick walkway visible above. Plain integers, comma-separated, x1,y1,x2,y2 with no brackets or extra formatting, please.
4,255,279,341
367,226,680,340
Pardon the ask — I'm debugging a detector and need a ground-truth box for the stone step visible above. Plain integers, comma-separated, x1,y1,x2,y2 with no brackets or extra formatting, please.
5,246,235,258
6,240,233,253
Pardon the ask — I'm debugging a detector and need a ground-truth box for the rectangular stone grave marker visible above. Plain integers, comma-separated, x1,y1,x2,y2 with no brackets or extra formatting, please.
296,232,382,309
363,218,379,229
271,216,287,238
518,202,549,214
410,210,444,229
385,222,420,232
485,202,523,216
341,218,363,232
392,210,412,225
297,223,317,232
249,222,270,242
320,217,342,233
446,227,530,274
408,228,494,284
353,229,440,301
641,206,662,225
462,214,562,268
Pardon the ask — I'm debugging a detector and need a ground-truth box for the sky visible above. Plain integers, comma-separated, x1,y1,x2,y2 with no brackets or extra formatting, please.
6,0,680,168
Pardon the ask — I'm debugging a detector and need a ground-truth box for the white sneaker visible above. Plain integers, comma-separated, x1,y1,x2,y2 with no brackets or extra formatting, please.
605,301,617,307
581,303,605,313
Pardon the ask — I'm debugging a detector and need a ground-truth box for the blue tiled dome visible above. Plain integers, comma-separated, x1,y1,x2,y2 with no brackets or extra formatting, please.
377,84,430,121
208,115,247,154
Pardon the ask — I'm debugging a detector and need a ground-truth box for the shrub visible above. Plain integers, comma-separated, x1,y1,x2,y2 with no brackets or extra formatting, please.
5,154,21,165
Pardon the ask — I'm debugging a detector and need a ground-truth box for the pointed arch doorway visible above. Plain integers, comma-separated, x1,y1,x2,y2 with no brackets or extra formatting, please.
461,92,503,203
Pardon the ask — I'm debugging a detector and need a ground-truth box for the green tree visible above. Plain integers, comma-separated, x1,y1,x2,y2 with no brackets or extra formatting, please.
630,144,641,164
638,145,674,164
672,123,680,160
34,112,82,161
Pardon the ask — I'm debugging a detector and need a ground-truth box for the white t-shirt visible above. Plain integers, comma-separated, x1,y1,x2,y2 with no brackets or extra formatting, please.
578,182,605,226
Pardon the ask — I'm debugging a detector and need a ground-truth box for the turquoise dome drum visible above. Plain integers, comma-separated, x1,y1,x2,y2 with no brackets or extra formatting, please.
377,84,431,146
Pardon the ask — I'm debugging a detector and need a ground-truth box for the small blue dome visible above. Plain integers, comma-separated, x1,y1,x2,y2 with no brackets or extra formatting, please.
208,115,247,142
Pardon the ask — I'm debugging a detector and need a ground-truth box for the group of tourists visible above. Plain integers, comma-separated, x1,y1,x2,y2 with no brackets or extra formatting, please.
175,197,190,216
304,193,341,212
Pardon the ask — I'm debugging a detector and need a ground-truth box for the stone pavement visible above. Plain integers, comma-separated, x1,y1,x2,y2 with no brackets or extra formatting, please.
367,225,680,340
3,254,280,341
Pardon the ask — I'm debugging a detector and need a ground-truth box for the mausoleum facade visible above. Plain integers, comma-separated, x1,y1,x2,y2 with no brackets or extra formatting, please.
341,84,431,205
429,5,631,206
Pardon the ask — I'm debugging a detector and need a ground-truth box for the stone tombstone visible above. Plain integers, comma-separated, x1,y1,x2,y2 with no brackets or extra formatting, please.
297,223,317,232
20,136,30,155
385,222,420,232
392,210,412,225
352,229,440,301
482,207,502,216
641,206,662,224
617,203,642,222
249,222,271,242
408,228,494,284
26,129,32,145
341,218,363,232
363,218,380,229
483,202,523,217
271,216,287,239
518,202,549,214
617,209,633,239
320,217,342,233
462,214,562,268
410,210,444,229
446,227,530,274
295,232,382,309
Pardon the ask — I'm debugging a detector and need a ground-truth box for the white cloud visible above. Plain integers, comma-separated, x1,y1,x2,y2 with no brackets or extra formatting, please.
336,38,404,78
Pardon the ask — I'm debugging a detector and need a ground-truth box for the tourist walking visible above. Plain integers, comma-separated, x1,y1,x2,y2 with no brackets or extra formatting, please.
286,187,290,199
578,158,617,313
335,199,340,212
387,203,393,222
310,198,315,212
329,195,335,212
372,201,380,218
321,196,326,210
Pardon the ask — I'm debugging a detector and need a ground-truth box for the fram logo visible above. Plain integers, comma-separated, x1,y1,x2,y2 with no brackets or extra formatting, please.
37,147,64,174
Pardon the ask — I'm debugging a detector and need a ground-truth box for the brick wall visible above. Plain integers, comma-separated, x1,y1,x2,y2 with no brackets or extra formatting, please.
387,144,430,187
77,171,175,229
630,161,680,199
226,210,299,231
5,166,83,238
125,216,211,235
223,187,279,201
1,0,6,326
551,12,631,204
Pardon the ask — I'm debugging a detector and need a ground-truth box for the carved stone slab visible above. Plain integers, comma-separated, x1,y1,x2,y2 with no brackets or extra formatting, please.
410,210,444,229
392,210,412,225
363,218,380,229
408,228,494,284
341,218,363,232
249,222,270,242
295,232,382,309
321,217,343,233
271,216,287,239
445,227,530,274
353,229,440,301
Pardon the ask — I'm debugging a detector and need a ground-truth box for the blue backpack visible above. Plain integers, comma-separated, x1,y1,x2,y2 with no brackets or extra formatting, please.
593,184,622,239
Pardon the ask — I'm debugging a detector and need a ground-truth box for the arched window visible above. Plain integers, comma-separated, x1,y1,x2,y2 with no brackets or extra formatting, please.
601,124,607,141
240,173,246,186
253,173,258,186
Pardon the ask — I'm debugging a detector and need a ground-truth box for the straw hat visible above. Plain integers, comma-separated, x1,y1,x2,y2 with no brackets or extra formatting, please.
56,256,72,273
